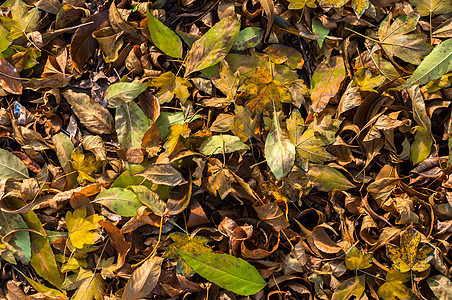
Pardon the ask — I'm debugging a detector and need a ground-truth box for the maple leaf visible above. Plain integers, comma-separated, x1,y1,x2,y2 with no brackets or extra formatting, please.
164,122,191,155
240,66,291,116
71,269,106,300
353,67,386,92
409,0,452,16
287,0,316,10
71,148,101,185
211,60,239,101
377,269,414,300
164,232,212,276
378,14,433,65
66,207,104,249
151,71,191,104
345,246,373,270
320,0,369,18
0,0,40,40
386,226,434,273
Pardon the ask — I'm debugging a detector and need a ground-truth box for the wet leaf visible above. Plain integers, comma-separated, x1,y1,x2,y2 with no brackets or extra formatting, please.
147,8,183,58
176,249,266,296
122,256,164,300
386,226,434,272
184,16,240,76
164,232,213,276
66,207,103,249
93,187,141,217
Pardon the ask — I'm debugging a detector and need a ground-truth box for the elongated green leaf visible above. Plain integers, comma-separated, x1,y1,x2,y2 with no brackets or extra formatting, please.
0,148,29,180
401,39,452,88
264,109,295,180
199,135,249,155
0,211,31,264
147,9,183,58
106,82,149,107
307,164,355,192
93,187,141,217
115,102,150,149
184,16,240,76
176,249,266,296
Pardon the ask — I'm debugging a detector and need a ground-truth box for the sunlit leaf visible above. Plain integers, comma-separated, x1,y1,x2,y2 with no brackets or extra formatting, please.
106,82,149,107
386,226,434,272
409,0,452,16
147,8,183,58
122,256,164,300
331,275,365,300
151,71,192,104
164,232,212,276
93,187,142,217
71,269,106,300
71,148,101,184
66,207,103,249
176,249,266,296
0,148,29,180
184,16,240,76
0,0,39,40
320,0,369,18
345,246,372,270
199,134,249,155
377,269,414,300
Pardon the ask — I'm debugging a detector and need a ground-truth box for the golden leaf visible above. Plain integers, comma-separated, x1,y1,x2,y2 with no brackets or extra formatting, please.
66,207,104,249
151,71,192,104
71,148,101,184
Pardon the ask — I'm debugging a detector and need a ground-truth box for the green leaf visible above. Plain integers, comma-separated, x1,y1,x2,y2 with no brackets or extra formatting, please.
21,207,63,288
110,165,153,189
312,18,329,49
0,0,39,40
264,108,295,180
93,187,141,217
106,82,149,108
52,132,77,189
0,148,29,180
307,164,355,192
184,16,240,76
115,102,150,149
401,39,452,88
176,249,266,296
410,126,433,165
0,211,31,264
199,135,249,155
427,275,452,300
331,275,365,300
147,9,183,58
232,27,264,51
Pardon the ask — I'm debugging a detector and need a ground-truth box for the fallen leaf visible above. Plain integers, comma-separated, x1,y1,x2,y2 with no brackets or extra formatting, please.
151,71,192,104
0,148,29,180
147,8,183,58
331,275,365,300
66,207,103,249
345,245,372,270
199,134,249,155
0,58,22,94
122,256,164,300
93,187,142,217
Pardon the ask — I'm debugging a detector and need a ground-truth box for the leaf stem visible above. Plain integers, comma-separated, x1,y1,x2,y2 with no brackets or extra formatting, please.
345,27,380,44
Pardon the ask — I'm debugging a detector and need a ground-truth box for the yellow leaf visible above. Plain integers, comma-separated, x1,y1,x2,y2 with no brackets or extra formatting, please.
353,67,386,92
386,226,434,273
345,245,373,270
377,269,414,300
320,0,370,18
71,269,106,300
66,207,104,249
163,123,190,155
71,148,101,184
0,0,40,40
164,232,212,276
151,71,192,104
241,66,291,116
212,60,239,101
287,0,317,9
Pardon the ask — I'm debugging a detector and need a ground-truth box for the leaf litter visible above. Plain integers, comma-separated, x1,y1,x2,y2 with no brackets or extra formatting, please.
0,0,452,298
